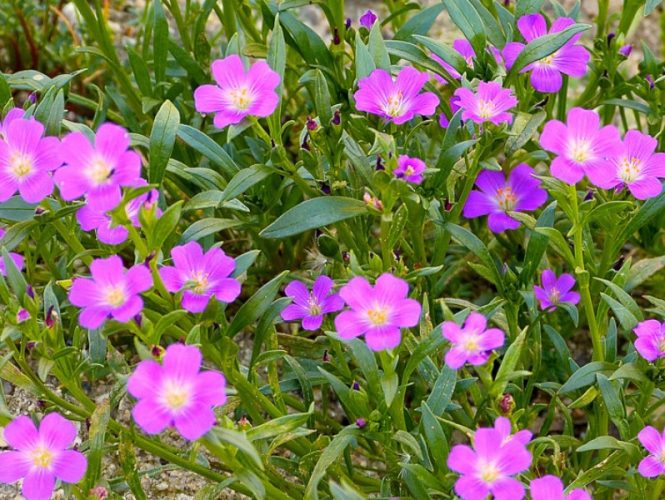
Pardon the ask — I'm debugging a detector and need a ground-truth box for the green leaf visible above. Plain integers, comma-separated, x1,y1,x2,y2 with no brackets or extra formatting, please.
597,373,625,421
625,256,665,291
520,201,556,284
267,15,286,139
147,200,182,250
381,372,398,407
413,35,466,75
394,4,445,41
646,0,663,16
304,427,359,500
0,197,37,222
177,124,240,178
559,362,615,394
222,165,274,202
153,0,169,83
600,293,638,330
247,408,312,441
226,270,288,337
425,365,457,414
595,278,642,320
442,0,487,54
354,33,376,80
181,218,243,243
508,23,591,75
420,403,449,471
84,401,110,491
2,248,27,299
260,197,368,239
445,223,503,291
368,21,390,70
149,100,180,185
313,69,333,126
208,427,263,471
506,111,546,156
515,0,545,17
492,327,527,397
576,436,638,458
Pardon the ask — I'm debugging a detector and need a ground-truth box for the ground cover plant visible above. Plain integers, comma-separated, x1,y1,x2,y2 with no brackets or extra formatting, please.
1,0,665,498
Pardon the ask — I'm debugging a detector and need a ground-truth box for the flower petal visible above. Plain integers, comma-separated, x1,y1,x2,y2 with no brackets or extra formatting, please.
3,416,39,450
52,450,87,483
39,413,77,449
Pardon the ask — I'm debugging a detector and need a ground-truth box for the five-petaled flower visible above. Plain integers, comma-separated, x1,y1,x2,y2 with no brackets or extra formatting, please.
447,418,532,499
159,241,242,313
69,255,153,329
281,275,344,330
503,14,590,93
127,343,227,441
533,269,580,311
530,475,591,500
335,273,421,351
453,81,517,125
633,319,665,362
0,117,61,203
54,123,142,211
194,55,281,129
539,107,622,184
637,426,665,478
587,130,665,199
0,413,87,500
394,155,426,184
463,163,548,233
442,312,505,369
354,67,439,124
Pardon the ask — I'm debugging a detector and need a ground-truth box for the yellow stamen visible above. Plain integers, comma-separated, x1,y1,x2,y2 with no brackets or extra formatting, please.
569,139,592,163
477,99,495,119
188,271,210,295
228,86,253,111
496,186,517,211
105,287,126,307
366,305,389,326
479,462,500,484
88,157,113,184
383,92,405,117
31,446,53,469
619,156,642,183
10,153,33,179
161,380,190,410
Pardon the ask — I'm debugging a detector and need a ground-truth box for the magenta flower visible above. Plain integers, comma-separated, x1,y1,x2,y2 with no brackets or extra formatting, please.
494,416,532,446
438,97,461,129
432,39,475,81
447,421,532,499
353,67,439,125
633,319,665,362
0,108,26,139
453,81,517,125
0,228,24,276
127,343,226,441
194,55,280,129
503,14,590,93
638,426,665,478
530,475,591,500
69,255,153,329
159,242,241,313
54,124,142,211
359,9,377,29
533,269,580,311
0,413,87,500
16,308,30,323
586,130,665,199
442,312,505,369
0,117,61,203
619,44,633,57
394,155,426,184
281,276,344,330
539,107,622,184
463,164,547,233
77,187,160,245
334,273,421,351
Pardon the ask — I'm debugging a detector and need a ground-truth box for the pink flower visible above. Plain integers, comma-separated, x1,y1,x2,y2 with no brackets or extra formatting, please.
453,81,517,125
447,419,532,499
442,312,505,369
0,228,24,276
359,10,378,29
432,39,476,81
463,164,548,233
633,319,665,362
394,155,426,184
16,308,30,323
54,124,142,211
530,475,591,500
493,416,532,446
281,276,344,331
503,14,590,93
334,273,422,351
0,413,87,500
69,255,153,329
194,55,280,129
0,117,61,203
586,130,665,199
638,426,665,478
539,107,622,184
127,343,226,440
76,186,160,245
353,67,439,124
533,269,580,311
0,108,26,139
159,242,241,313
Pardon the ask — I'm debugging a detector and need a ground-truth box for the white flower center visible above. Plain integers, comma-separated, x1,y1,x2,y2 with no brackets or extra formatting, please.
462,333,481,353
619,156,643,183
308,295,322,316
366,304,390,326
160,379,191,411
105,286,127,307
568,139,592,164
477,99,495,119
9,152,34,179
479,461,500,484
496,186,517,211
30,446,54,469
540,52,557,66
227,86,254,111
383,92,406,117
187,271,210,295
87,157,113,185
549,287,561,304
404,165,415,177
